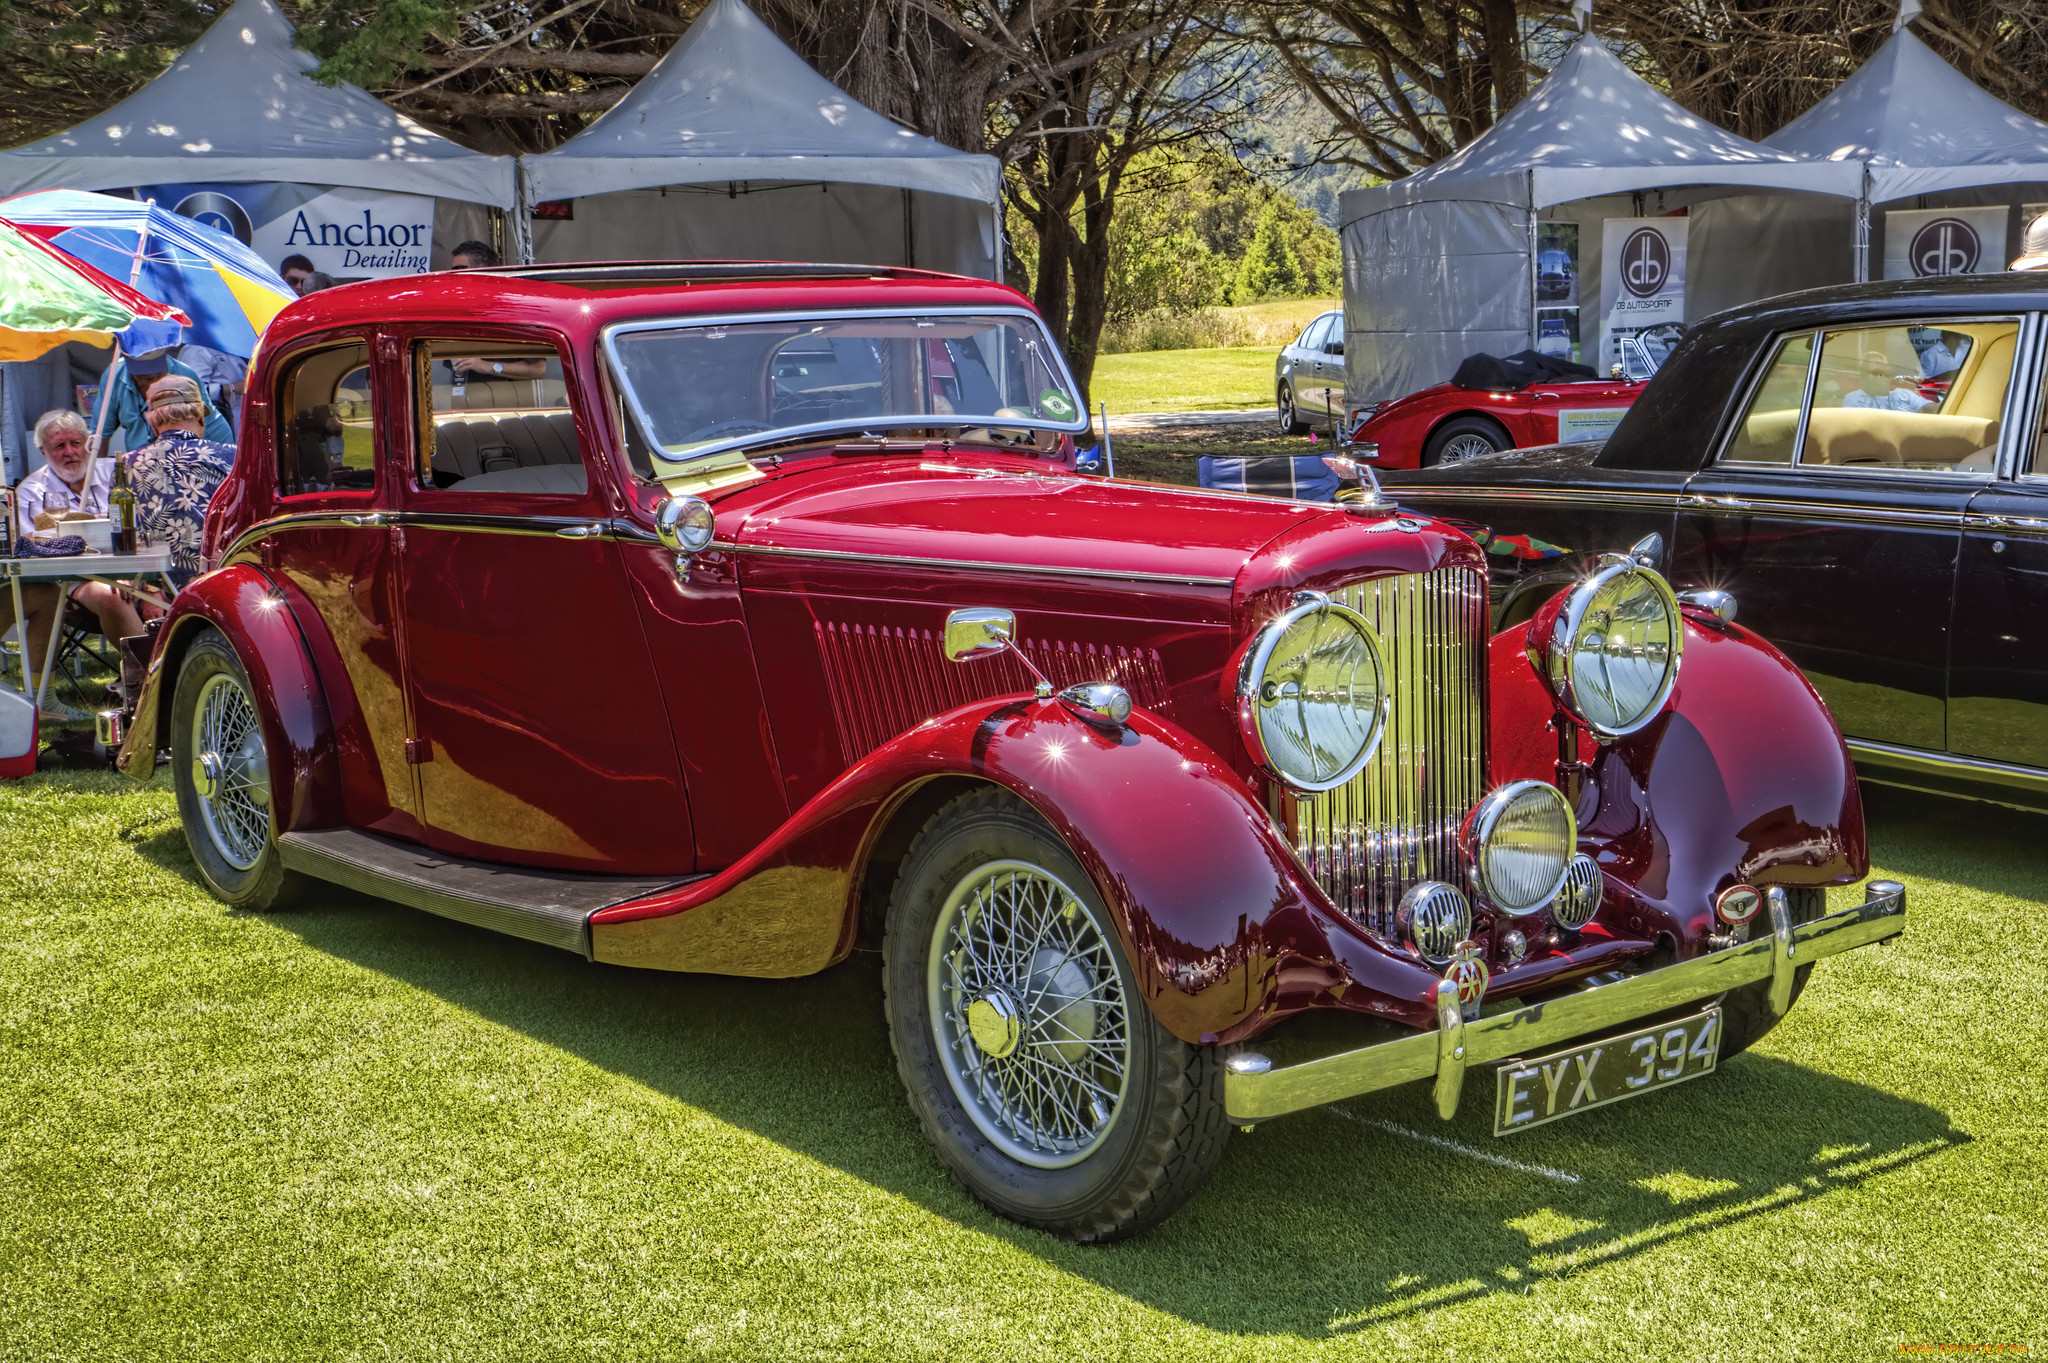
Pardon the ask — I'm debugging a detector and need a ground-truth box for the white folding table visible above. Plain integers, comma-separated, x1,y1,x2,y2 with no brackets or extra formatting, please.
2,545,174,711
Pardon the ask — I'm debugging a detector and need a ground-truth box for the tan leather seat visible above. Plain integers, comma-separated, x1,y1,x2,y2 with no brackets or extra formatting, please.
1800,407,1996,466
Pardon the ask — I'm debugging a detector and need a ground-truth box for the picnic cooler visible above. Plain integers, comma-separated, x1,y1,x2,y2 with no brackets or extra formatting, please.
0,685,34,778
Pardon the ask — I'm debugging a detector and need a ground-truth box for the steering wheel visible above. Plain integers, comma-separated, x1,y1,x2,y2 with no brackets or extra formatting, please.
684,418,774,443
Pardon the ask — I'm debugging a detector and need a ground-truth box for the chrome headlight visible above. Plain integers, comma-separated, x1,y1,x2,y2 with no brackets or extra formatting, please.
1536,558,1683,737
1237,593,1388,792
1463,780,1576,915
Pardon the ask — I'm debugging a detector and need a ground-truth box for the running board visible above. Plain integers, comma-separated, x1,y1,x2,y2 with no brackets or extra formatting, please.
279,828,698,957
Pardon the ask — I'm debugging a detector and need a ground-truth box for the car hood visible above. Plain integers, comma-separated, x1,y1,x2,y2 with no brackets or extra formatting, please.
721,455,1325,584
1381,438,1604,485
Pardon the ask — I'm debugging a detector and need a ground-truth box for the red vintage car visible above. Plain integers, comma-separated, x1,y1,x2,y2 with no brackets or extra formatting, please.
112,263,1905,1242
1344,374,1647,468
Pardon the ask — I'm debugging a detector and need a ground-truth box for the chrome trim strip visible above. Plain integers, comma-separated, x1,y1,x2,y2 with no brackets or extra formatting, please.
1846,738,2048,795
729,541,1237,588
224,509,620,560
1387,486,1679,511
1224,885,1907,1122
221,510,375,563
1684,495,1962,528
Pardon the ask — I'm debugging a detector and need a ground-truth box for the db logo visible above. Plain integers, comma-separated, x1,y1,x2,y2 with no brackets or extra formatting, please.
1620,227,1671,298
1910,218,1980,276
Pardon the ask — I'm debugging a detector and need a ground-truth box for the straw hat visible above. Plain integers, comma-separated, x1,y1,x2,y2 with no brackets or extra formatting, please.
2013,211,2048,271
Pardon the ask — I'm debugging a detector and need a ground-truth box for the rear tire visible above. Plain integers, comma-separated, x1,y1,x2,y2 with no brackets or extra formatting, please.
1422,415,1509,467
883,788,1230,1242
171,628,300,911
1718,886,1827,1057
1277,383,1309,436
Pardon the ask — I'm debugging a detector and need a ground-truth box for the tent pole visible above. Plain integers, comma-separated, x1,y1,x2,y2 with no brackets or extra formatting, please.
1854,166,1871,284
1527,170,1539,356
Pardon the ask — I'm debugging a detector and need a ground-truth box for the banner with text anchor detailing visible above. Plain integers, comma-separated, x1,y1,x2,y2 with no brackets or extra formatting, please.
1598,217,1686,376
1883,206,2010,281
130,182,435,282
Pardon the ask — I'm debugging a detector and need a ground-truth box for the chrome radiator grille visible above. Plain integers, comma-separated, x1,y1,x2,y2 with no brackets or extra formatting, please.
1290,564,1489,939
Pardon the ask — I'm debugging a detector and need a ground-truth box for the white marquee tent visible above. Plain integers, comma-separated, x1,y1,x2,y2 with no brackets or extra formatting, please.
0,0,514,210
519,0,1003,277
1339,36,1861,404
1766,27,2048,277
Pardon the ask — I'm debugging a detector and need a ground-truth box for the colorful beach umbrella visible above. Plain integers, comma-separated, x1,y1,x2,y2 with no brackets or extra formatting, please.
0,217,188,362
1,189,294,358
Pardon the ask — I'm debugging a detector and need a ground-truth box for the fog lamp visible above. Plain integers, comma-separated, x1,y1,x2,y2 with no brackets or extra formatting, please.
1463,781,1576,916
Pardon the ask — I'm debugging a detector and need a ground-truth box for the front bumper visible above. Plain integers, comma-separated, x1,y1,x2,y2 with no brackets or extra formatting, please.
1224,882,1907,1123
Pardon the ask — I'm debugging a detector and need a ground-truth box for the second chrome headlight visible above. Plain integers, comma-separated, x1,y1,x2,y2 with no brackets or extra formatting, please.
1537,559,1683,737
1237,593,1388,792
1463,780,1576,915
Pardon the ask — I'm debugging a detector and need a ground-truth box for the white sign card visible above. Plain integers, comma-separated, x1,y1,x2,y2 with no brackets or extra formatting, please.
250,186,437,280
1883,206,2009,280
1556,407,1632,443
1599,217,1687,374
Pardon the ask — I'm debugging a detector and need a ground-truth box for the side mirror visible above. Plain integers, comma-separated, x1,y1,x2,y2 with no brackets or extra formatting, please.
943,607,1016,661
1324,341,1344,357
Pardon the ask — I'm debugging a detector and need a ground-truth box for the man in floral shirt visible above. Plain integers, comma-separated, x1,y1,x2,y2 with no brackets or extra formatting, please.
127,375,236,588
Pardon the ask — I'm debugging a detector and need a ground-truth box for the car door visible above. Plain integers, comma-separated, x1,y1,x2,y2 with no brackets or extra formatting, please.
1288,314,1332,420
392,328,693,874
1673,315,2020,752
1315,311,1347,421
255,332,422,838
1949,317,2048,775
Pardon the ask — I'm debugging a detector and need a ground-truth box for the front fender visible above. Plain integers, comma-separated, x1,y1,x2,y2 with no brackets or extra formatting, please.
589,697,1445,1042
117,565,340,832
1490,610,1867,953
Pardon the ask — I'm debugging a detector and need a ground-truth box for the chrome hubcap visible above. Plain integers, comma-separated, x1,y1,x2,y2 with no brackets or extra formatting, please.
928,860,1132,1168
191,672,271,871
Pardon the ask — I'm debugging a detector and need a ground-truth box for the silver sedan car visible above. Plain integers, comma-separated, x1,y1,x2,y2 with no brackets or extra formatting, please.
1274,308,1345,436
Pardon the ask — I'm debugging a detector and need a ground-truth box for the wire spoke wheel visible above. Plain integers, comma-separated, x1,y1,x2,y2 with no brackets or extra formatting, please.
1440,433,1497,463
928,859,1133,1169
190,671,271,871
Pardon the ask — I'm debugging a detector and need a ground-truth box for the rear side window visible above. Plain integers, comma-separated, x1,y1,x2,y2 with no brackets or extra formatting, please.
276,341,376,498
1298,315,1331,351
1722,331,1813,464
1722,320,2016,474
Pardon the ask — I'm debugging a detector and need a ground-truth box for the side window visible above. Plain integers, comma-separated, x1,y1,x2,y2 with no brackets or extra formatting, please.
411,338,588,496
1801,322,2014,472
1322,314,1344,355
276,341,376,498
1298,316,1330,352
1722,331,1813,465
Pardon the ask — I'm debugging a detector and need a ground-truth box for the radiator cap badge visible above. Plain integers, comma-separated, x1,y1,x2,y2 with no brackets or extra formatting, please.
1445,940,1490,1021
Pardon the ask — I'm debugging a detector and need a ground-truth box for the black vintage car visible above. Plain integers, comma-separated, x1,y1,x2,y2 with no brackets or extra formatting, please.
1380,273,2048,813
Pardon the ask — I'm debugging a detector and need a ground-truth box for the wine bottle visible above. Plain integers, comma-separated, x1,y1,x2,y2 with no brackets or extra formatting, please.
109,457,137,555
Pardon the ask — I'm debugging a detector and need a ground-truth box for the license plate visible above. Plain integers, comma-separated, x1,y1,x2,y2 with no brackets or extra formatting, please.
1493,1007,1720,1136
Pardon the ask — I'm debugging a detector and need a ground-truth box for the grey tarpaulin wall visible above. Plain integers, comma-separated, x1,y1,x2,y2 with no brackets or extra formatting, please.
1766,28,2048,278
1339,37,1860,406
519,0,1002,278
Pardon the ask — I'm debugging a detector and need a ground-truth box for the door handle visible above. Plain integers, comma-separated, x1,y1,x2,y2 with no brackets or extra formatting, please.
1684,494,1749,511
340,513,383,527
555,523,603,539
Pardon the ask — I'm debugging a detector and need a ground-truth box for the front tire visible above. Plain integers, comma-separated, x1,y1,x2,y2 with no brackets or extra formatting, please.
883,788,1230,1242
1277,382,1309,436
1422,414,1509,466
171,628,299,911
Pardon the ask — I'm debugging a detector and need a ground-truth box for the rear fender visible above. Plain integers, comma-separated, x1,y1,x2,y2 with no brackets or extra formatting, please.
1490,609,1867,953
589,697,1445,1042
117,565,340,831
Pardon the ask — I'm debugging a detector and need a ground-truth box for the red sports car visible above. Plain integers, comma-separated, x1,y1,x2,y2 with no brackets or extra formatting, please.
1343,374,1646,469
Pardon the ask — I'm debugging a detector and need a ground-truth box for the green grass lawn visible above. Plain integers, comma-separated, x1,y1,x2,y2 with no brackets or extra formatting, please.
3,771,2042,1360
1091,348,1279,415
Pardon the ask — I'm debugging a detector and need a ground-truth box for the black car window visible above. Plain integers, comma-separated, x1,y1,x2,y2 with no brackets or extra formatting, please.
1722,331,1814,465
1801,322,2014,474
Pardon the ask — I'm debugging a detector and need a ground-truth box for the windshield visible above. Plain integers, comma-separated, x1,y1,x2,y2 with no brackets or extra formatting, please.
605,310,1089,462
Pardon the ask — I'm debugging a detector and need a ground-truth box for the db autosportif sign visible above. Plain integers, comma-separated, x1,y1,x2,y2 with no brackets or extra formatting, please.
130,181,437,281
1598,217,1686,374
1884,206,2009,280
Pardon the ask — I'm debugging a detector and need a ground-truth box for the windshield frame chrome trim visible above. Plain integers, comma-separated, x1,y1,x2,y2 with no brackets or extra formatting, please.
598,305,1093,468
